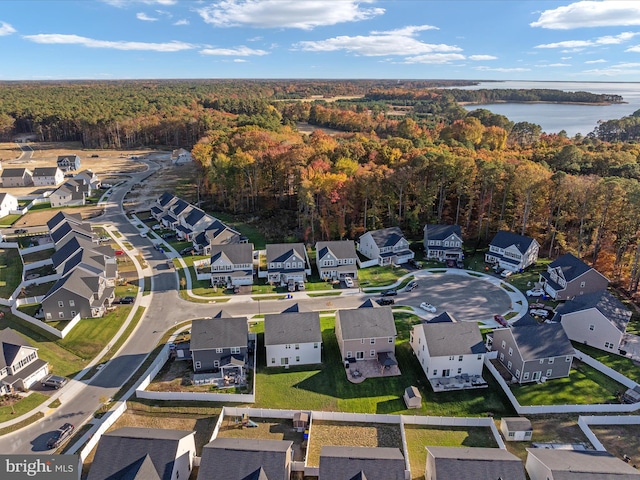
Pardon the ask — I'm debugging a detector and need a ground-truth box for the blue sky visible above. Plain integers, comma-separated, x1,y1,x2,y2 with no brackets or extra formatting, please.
1,0,640,80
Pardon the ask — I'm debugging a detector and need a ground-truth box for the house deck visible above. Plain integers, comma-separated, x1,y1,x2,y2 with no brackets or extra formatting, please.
346,358,401,384
429,374,488,393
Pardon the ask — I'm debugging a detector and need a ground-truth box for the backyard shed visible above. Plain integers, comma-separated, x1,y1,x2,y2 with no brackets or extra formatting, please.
403,386,422,409
293,412,309,432
500,417,533,441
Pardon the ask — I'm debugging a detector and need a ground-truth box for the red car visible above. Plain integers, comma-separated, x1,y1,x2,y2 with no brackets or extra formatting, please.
115,250,124,255
494,314,509,327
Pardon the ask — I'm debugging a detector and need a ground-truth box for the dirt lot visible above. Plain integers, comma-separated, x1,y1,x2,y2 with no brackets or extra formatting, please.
306,421,403,466
590,424,640,467
217,417,306,461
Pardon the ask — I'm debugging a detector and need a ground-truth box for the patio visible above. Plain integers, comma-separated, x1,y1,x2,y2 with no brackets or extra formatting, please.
346,353,402,384
429,374,488,393
193,366,247,389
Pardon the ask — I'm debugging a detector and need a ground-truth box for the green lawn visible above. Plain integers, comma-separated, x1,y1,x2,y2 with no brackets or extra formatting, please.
511,360,624,406
0,393,49,423
405,425,498,480
358,265,410,288
573,343,640,384
254,316,514,416
210,211,268,249
0,248,23,298
0,214,23,227
21,249,55,264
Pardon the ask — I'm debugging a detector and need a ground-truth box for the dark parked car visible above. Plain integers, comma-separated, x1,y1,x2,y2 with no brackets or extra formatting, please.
380,289,397,297
376,298,395,306
47,423,74,449
408,259,422,269
179,247,194,256
405,280,418,291
120,296,134,304
14,229,27,234
161,233,176,239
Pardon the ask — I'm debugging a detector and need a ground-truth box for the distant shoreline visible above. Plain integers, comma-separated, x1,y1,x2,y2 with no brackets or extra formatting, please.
459,99,627,107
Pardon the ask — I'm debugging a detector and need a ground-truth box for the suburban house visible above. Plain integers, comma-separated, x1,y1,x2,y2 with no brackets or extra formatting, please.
181,208,215,236
209,243,255,288
47,211,84,233
266,243,311,287
539,253,609,300
426,446,526,480
554,289,632,354
423,224,464,263
264,309,322,367
319,446,406,480
57,154,81,172
0,192,19,218
525,448,640,480
0,328,49,394
1,167,33,187
88,427,196,480
49,179,90,208
50,219,95,248
153,192,179,220
357,227,414,266
168,198,193,220
41,267,115,320
32,166,64,186
193,219,244,255
490,323,574,383
500,417,533,441
410,315,486,391
335,304,397,362
485,230,540,272
189,317,249,373
51,236,117,284
315,240,358,280
74,169,101,189
198,438,293,480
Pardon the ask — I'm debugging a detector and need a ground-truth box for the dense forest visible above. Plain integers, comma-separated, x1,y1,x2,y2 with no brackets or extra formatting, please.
3,80,640,294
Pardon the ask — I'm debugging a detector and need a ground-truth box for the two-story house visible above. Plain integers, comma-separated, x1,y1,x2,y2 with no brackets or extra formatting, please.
554,290,631,354
539,253,609,300
426,447,526,480
51,236,117,286
319,446,406,480
152,192,179,221
32,166,64,187
49,179,90,208
525,448,640,480
485,230,539,272
410,314,486,391
491,323,574,383
210,243,254,288
193,219,244,255
423,224,464,263
57,154,81,172
264,309,322,367
315,240,358,280
179,208,215,241
266,243,311,287
74,169,101,189
335,303,397,362
189,316,249,373
0,328,49,394
0,192,19,218
1,168,33,187
357,227,414,266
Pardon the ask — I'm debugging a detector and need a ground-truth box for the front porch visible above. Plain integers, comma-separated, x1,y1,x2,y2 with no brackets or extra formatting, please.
429,374,488,393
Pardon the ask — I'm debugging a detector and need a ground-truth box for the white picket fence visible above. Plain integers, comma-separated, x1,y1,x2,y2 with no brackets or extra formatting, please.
573,349,638,389
75,402,129,462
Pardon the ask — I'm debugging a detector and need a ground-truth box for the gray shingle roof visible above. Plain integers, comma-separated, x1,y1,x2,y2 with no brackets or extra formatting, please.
419,320,485,356
266,243,306,264
87,427,194,480
198,438,292,480
319,446,405,480
184,208,206,226
32,167,60,177
426,446,526,480
210,243,254,265
526,448,640,478
264,311,321,346
190,317,248,351
549,253,598,282
423,224,462,241
502,417,532,432
1,168,29,178
0,328,32,370
364,227,406,248
490,230,537,253
316,240,357,260
505,323,574,360
157,192,176,207
47,211,83,231
555,290,631,333
337,307,396,340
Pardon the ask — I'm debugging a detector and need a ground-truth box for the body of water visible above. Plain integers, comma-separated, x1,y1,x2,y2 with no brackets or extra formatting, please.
459,81,640,137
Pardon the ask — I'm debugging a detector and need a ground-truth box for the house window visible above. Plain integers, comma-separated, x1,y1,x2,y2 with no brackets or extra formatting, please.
500,353,504,361
457,368,462,374
429,240,435,246
271,358,275,364
548,358,554,364
523,372,530,380
501,340,506,349
216,348,223,353
370,350,375,357
195,361,201,369
285,344,291,349
458,356,463,362
477,354,482,360
347,351,352,358
515,369,520,378
580,281,586,288
604,342,614,349
433,370,438,376
213,360,220,368
546,369,553,377
589,324,595,331
46,313,52,320
69,300,75,307
417,337,420,344
70,311,76,317
508,348,513,356
566,356,572,362
449,356,454,361
361,339,365,344
230,347,241,354
58,301,64,308
539,359,544,364
356,351,364,359
388,337,393,343
59,312,64,319
314,343,319,349
370,338,375,345
296,356,300,362
508,432,515,437
295,344,300,350
507,361,512,370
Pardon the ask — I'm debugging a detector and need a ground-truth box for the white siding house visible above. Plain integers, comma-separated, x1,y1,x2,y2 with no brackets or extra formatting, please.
0,193,19,218
264,310,322,367
357,227,414,266
485,231,539,272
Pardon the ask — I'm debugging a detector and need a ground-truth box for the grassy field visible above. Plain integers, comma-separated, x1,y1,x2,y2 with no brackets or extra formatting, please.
0,248,23,298
405,425,498,480
358,265,410,288
511,360,624,406
573,343,640,383
0,214,22,227
0,393,49,423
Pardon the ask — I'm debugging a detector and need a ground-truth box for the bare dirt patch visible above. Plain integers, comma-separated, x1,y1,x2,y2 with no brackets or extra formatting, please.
306,420,403,466
18,206,104,228
590,424,640,467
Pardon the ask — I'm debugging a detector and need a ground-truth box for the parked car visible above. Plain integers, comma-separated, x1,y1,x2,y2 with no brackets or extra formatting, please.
408,259,422,269
152,224,162,230
380,289,397,297
500,270,513,278
91,154,99,158
47,423,74,449
405,280,418,291
139,231,148,238
14,229,27,234
120,296,134,304
41,375,67,389
344,276,354,288
179,247,194,256
419,302,436,313
162,233,176,239
494,314,509,327
526,288,545,297
530,309,549,318
296,281,305,291
376,298,395,306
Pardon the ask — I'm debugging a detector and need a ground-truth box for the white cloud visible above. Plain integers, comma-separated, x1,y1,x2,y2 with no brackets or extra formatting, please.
200,45,268,56
474,66,531,72
531,1,640,29
294,25,460,57
247,36,262,42
584,58,607,64
402,53,465,64
137,12,159,21
233,59,247,62
23,34,194,52
370,25,438,35
627,44,640,52
173,19,189,26
0,21,16,36
546,63,572,67
197,0,384,30
468,54,497,61
561,56,572,60
535,31,640,49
